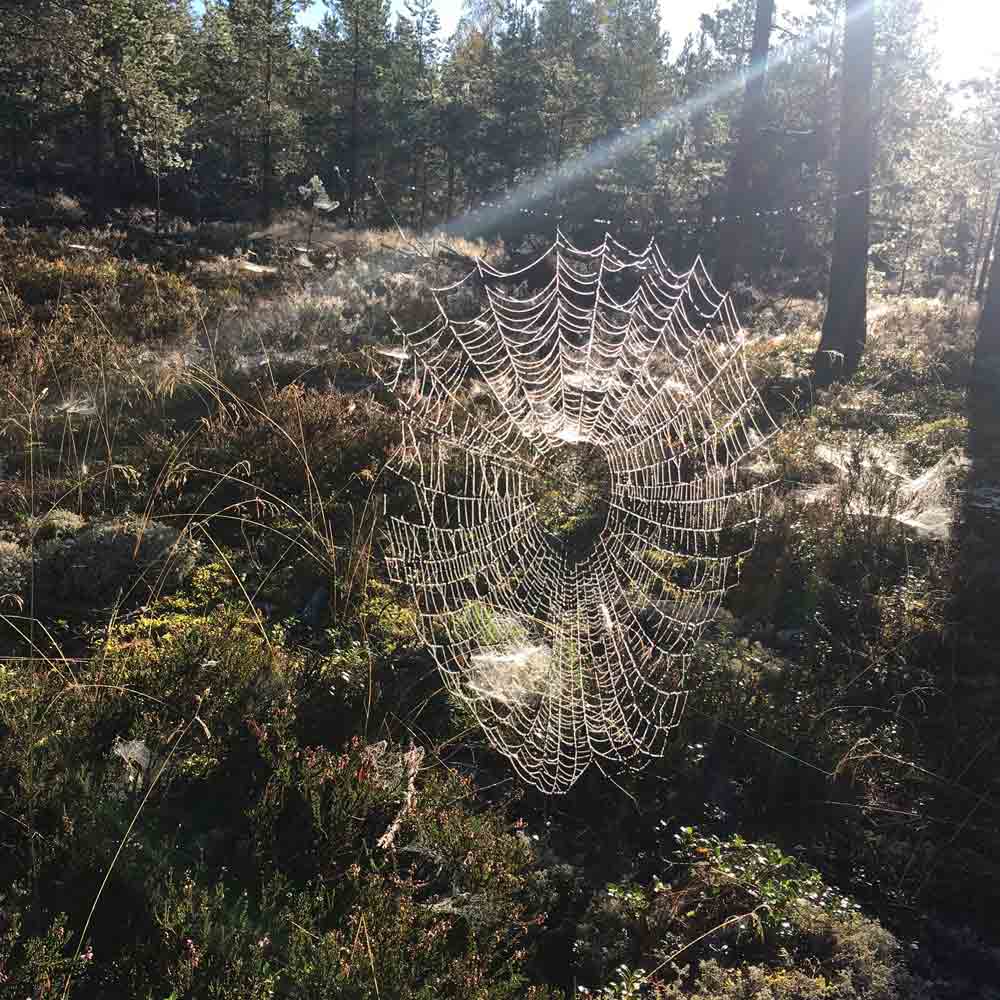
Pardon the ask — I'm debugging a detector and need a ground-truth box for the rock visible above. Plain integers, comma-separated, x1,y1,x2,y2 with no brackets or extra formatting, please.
774,627,806,650
301,585,330,629
711,607,742,634
636,600,742,637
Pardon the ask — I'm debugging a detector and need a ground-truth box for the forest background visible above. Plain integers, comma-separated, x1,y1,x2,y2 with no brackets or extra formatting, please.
3,0,1000,301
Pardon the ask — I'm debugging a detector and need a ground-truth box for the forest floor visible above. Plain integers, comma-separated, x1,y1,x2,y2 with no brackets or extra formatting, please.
1,211,999,999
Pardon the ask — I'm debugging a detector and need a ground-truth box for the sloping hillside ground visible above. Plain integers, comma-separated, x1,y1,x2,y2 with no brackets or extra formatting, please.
1,219,999,999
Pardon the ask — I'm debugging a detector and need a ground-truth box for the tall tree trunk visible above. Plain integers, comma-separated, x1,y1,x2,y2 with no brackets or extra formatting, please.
813,0,875,387
154,126,162,235
715,0,775,292
419,150,429,233
976,189,1000,302
977,223,1000,381
90,86,106,219
504,111,516,189
550,107,565,219
261,0,275,225
349,3,362,226
961,184,1000,643
897,216,914,297
968,175,993,300
946,168,1000,764
445,152,456,221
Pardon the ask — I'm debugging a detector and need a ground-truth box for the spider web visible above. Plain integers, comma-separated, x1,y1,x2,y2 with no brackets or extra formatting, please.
377,231,774,794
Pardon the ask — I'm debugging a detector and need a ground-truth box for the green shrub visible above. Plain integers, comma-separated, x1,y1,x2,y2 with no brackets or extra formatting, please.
145,859,556,1000
0,617,553,1000
242,740,547,999
672,828,859,933
577,867,926,1000
902,415,967,468
570,829,880,992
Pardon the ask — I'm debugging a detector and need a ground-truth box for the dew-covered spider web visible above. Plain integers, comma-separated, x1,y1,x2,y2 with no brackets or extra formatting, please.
376,231,774,794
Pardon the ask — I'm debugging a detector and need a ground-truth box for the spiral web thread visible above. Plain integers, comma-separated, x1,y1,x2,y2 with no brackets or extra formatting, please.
378,231,774,794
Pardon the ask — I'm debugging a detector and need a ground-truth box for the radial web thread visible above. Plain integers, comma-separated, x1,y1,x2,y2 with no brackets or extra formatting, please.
377,231,774,794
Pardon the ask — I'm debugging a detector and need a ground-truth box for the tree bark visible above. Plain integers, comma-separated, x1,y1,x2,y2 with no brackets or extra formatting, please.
968,176,993,300
716,0,775,292
976,189,1000,302
960,184,1000,641
977,220,1000,381
813,0,875,387
349,0,362,226
445,153,456,221
261,0,275,225
898,215,913,296
550,106,565,219
90,86,106,218
420,149,429,233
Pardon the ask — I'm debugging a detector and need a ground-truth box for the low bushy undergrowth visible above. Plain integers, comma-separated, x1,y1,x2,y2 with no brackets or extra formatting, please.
573,829,927,999
0,230,995,1000
0,593,560,998
28,506,86,543
38,518,201,604
0,228,203,346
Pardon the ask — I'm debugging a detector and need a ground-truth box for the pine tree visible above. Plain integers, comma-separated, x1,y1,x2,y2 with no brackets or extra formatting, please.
538,0,604,216
439,20,496,214
491,0,545,192
234,0,308,222
977,210,1000,384
715,0,774,291
192,0,307,221
598,0,668,228
407,0,442,230
814,0,876,385
117,1,198,229
379,0,440,229
327,0,390,224
0,1,97,175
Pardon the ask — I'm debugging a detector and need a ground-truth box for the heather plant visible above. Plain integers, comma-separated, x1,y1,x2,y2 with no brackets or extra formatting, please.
0,643,553,998
0,539,31,608
0,908,94,998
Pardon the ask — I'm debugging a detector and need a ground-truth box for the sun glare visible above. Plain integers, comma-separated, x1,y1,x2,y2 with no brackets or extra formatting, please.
924,0,1000,81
